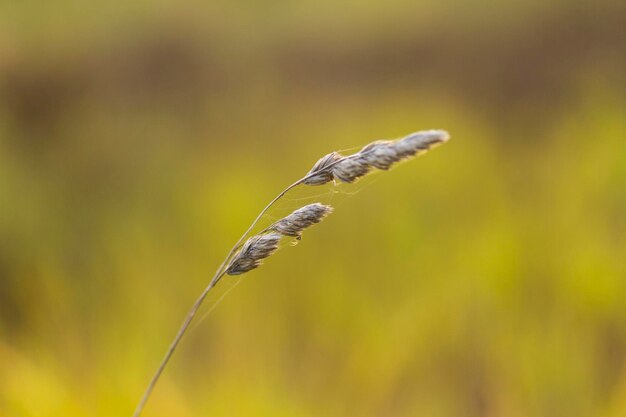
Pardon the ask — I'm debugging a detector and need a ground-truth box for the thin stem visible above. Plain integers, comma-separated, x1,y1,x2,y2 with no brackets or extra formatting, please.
132,270,225,417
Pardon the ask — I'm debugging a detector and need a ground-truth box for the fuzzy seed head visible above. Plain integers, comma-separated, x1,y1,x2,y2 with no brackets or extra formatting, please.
303,152,342,185
271,203,333,237
302,129,450,185
226,232,282,275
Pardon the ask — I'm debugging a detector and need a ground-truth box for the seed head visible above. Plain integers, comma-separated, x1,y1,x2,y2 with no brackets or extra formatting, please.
226,203,333,275
271,203,333,237
302,129,450,185
303,152,342,185
226,232,282,275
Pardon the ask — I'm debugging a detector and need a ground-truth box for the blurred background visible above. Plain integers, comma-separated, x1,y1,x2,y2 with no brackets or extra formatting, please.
1,0,625,416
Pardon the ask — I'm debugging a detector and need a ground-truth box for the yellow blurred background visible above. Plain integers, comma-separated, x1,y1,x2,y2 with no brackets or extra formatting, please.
1,1,625,416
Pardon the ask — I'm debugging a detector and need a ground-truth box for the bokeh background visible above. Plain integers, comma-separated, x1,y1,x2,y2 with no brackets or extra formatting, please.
1,0,625,416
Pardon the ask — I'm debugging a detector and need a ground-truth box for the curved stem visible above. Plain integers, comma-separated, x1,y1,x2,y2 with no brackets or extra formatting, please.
132,270,225,417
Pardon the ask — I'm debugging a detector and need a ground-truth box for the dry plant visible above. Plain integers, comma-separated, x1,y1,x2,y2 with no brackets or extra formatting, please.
132,129,451,416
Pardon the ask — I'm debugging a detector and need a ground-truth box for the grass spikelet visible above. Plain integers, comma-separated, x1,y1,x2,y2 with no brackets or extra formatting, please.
225,232,283,275
226,203,333,275
301,129,450,186
303,152,342,185
270,203,333,237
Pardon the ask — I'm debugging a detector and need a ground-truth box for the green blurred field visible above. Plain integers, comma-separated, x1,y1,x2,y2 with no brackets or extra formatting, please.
1,1,625,416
